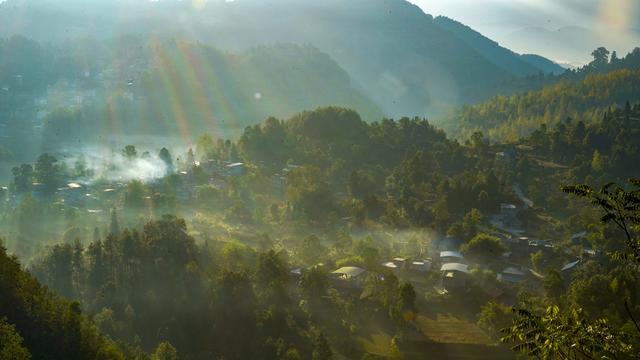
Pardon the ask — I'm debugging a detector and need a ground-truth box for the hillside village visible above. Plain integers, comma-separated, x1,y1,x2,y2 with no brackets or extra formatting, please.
0,137,599,330
1,1,639,358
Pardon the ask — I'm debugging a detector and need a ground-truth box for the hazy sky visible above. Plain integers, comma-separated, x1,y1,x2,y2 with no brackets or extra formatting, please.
411,0,639,34
409,0,640,64
1,0,636,64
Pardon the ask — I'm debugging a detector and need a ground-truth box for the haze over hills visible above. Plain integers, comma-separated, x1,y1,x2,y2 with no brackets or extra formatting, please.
432,16,565,76
0,37,382,166
2,1,640,359
0,0,564,119
409,0,640,67
440,48,640,141
503,25,640,68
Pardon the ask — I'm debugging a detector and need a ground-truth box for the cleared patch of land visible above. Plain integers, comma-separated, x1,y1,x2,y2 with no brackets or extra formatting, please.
415,314,491,344
360,332,396,357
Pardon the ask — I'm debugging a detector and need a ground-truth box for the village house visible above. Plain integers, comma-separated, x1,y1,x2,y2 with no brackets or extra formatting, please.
432,235,462,254
289,268,303,282
440,250,464,264
330,266,367,289
382,258,432,273
570,231,588,247
282,164,300,175
560,259,581,281
392,257,407,269
500,203,518,227
102,188,118,201
495,147,517,167
497,266,527,284
225,162,245,176
528,239,554,251
32,183,46,200
440,263,469,291
507,236,546,257
382,261,399,271
409,259,432,272
61,183,85,207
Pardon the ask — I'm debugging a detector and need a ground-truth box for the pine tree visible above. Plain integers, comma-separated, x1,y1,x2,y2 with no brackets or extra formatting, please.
591,150,604,172
109,208,120,237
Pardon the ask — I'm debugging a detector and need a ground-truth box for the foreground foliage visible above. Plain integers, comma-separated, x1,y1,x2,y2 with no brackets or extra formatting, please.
503,178,640,358
0,241,124,360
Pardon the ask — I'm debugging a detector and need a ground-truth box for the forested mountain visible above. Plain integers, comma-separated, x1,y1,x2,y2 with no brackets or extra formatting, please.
519,104,640,186
129,42,382,132
433,17,565,76
519,54,566,75
0,37,381,158
442,67,640,141
0,0,561,117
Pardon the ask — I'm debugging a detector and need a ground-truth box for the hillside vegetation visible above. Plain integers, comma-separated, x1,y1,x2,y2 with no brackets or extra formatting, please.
0,242,125,359
442,47,640,141
443,68,640,141
0,0,561,117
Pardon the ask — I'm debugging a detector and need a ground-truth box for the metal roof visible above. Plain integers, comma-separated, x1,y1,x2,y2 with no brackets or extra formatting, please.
440,251,464,259
502,267,525,276
332,266,366,278
440,263,469,273
226,162,244,168
561,259,581,272
571,231,587,240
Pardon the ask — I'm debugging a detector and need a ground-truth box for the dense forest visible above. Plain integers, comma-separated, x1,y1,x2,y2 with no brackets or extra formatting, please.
443,47,640,140
2,101,640,358
2,0,640,359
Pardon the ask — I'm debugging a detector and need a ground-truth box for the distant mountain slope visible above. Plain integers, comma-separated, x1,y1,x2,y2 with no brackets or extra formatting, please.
39,41,383,142
0,0,561,118
520,54,566,75
441,68,640,141
135,42,383,132
433,16,565,76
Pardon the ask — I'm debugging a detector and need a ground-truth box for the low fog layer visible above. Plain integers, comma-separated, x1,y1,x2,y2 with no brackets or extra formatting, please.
62,146,171,183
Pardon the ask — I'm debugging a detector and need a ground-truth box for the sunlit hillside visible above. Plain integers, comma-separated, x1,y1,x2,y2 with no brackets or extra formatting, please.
1,1,639,359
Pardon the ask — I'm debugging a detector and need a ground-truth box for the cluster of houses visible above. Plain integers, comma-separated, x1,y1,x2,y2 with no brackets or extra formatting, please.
489,202,524,236
382,257,432,272
432,230,597,296
434,246,544,294
307,225,596,303
174,160,246,201
34,181,124,212
495,146,517,167
0,155,249,213
181,158,246,178
271,164,300,194
287,245,539,300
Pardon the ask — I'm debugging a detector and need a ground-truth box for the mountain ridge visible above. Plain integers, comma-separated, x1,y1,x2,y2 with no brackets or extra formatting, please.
433,16,565,76
0,0,563,118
